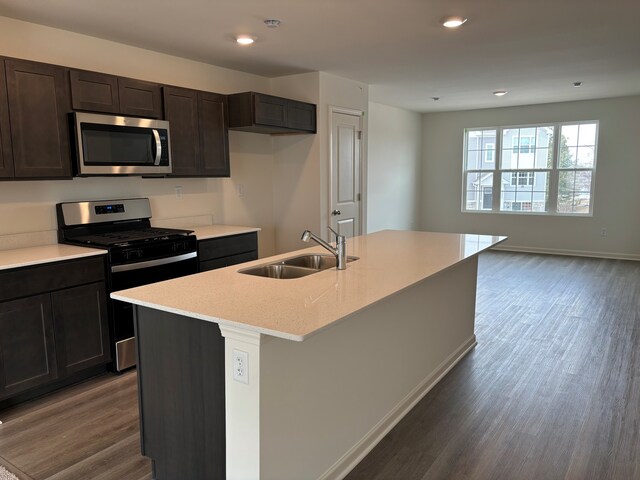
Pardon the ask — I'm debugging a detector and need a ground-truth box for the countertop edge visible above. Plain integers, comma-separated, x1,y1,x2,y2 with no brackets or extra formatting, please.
0,247,107,271
192,226,261,240
110,294,305,342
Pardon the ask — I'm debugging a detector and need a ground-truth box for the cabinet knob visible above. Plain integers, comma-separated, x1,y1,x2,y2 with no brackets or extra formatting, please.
331,210,341,216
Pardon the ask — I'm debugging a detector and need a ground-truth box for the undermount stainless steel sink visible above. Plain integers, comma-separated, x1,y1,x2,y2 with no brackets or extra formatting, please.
239,254,359,279
281,254,359,270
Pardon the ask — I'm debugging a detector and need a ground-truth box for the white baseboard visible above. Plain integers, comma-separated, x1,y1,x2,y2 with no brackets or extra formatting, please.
319,335,478,480
492,244,640,261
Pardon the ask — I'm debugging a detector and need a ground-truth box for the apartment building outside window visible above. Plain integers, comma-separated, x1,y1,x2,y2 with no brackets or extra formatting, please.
463,122,598,215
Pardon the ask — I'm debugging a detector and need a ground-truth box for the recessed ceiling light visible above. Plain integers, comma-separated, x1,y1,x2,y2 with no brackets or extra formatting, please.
442,16,468,28
493,90,508,97
264,19,281,28
236,35,255,46
573,81,582,87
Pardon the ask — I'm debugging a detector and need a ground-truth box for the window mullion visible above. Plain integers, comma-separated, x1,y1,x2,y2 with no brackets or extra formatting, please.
548,125,560,213
492,128,502,211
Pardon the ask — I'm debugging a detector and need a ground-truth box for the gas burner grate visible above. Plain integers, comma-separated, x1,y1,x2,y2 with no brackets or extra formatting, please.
73,228,192,246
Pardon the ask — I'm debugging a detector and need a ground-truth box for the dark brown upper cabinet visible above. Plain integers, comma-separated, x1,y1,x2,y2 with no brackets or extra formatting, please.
228,92,316,134
5,58,72,179
70,69,162,119
118,77,162,118
163,86,229,177
0,60,14,178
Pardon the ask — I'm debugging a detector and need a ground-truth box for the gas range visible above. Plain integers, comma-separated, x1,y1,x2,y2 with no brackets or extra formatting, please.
56,198,199,371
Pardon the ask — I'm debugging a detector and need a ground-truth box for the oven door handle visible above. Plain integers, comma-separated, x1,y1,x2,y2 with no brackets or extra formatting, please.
111,252,197,273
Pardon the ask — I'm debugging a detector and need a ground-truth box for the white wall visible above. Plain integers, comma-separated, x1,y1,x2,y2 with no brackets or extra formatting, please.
270,72,321,254
421,96,640,259
367,102,422,233
0,16,277,256
269,72,369,254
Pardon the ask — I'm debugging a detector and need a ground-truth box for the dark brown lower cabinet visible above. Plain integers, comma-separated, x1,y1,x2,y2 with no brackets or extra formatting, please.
52,282,110,377
0,257,110,404
198,232,258,272
0,294,58,398
136,307,225,479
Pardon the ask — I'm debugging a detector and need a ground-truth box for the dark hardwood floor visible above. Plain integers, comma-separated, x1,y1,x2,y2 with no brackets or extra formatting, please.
0,251,638,480
0,371,151,480
347,251,640,480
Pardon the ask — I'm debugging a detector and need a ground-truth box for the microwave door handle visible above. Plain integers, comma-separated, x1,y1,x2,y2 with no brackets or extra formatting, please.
152,129,162,165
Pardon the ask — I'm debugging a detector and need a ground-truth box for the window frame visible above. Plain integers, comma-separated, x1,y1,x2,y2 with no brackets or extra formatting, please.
462,121,598,216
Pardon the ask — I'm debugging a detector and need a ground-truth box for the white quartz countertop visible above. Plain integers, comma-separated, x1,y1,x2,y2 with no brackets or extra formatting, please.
111,230,506,342
190,225,261,240
0,225,259,271
0,244,106,271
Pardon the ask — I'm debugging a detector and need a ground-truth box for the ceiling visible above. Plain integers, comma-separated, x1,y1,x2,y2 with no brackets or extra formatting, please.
1,0,639,112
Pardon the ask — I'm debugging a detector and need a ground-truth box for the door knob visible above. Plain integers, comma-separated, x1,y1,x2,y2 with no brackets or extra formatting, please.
332,210,341,216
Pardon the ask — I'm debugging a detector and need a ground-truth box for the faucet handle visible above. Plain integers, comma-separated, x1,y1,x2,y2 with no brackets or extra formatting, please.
327,226,340,239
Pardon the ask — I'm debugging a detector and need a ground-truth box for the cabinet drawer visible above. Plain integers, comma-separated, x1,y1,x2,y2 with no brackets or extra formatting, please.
0,256,106,302
200,251,258,272
198,233,258,262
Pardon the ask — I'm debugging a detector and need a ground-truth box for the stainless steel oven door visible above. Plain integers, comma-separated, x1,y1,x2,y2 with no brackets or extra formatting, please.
110,252,198,371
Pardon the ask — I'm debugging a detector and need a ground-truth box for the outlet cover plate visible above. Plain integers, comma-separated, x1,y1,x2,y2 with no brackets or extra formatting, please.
232,349,249,384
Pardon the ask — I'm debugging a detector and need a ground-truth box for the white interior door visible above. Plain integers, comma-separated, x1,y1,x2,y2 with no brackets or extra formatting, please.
330,109,362,238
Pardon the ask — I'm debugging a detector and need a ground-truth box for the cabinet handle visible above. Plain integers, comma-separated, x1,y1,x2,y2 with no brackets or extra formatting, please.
332,210,341,216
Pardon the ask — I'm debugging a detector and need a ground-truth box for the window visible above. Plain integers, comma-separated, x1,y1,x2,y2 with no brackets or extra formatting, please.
511,172,534,186
512,135,535,154
485,143,495,163
463,122,598,215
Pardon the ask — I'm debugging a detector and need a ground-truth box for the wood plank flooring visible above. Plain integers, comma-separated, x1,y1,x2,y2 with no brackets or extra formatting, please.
0,371,151,480
347,251,640,480
0,251,638,480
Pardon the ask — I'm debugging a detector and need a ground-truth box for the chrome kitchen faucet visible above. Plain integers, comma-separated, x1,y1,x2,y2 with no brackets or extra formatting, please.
301,227,347,270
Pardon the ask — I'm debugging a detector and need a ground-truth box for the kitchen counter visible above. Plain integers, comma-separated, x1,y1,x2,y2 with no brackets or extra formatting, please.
189,224,260,240
112,230,505,341
0,243,106,271
0,225,260,271
115,229,506,479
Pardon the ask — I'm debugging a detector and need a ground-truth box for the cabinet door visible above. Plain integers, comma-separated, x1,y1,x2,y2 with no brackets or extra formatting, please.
52,282,110,376
163,86,200,176
69,69,120,113
254,93,287,127
5,59,72,178
287,100,316,133
199,92,229,177
0,294,57,399
0,60,14,178
119,78,162,119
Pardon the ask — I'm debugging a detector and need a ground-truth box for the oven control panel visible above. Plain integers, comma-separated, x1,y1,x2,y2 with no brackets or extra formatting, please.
95,204,125,215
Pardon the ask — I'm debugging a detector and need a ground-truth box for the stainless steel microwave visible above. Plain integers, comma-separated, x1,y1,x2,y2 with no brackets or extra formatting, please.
74,112,172,176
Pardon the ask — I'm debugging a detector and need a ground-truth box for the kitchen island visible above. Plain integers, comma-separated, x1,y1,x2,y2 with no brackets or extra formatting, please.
112,230,505,480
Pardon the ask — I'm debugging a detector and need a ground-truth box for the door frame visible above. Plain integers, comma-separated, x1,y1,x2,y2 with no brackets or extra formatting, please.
327,105,367,237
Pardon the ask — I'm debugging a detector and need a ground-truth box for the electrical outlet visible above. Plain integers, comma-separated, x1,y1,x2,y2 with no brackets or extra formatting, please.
175,185,183,199
236,183,245,198
232,349,249,384
601,227,607,237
